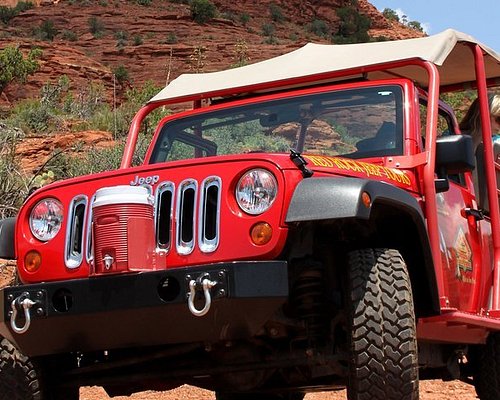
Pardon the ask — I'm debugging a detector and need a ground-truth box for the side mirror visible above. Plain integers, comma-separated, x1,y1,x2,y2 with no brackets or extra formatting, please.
435,134,475,193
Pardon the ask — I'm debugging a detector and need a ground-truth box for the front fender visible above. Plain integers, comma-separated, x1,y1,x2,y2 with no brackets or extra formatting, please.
285,177,422,223
286,177,439,315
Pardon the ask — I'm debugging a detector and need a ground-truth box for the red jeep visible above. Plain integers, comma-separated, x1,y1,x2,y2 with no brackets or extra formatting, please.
1,29,500,400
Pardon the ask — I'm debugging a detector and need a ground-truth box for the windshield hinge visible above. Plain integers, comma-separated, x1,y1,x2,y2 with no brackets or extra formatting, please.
290,149,313,178
464,207,485,221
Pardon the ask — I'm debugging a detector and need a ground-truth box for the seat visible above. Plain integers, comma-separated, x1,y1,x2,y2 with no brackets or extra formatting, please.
356,121,396,152
475,142,500,212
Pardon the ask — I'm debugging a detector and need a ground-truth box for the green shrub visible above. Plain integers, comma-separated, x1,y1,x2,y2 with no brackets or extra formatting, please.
0,45,41,96
0,6,16,24
113,65,130,85
261,22,275,37
8,99,54,134
33,19,58,41
133,34,143,45
62,29,78,41
269,3,284,23
190,0,217,24
220,11,236,22
40,76,70,108
165,32,178,44
308,19,329,37
0,1,33,25
239,13,250,26
263,35,279,45
136,0,152,5
115,31,128,50
88,16,105,37
114,30,128,41
67,81,106,119
0,122,30,218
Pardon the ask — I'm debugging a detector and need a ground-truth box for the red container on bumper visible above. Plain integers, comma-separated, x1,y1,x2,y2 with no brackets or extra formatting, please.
92,186,156,274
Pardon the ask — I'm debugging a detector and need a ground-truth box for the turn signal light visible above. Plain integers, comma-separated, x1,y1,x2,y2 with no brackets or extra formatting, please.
250,222,273,246
25,250,42,272
361,191,372,208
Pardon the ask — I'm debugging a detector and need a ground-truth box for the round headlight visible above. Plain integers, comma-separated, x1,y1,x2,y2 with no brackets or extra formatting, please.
236,169,277,215
29,198,64,241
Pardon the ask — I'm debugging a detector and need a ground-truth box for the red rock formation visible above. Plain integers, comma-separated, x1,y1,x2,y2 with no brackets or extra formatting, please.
0,0,422,107
0,0,423,173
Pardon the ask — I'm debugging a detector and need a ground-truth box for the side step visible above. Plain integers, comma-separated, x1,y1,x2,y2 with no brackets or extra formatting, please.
417,310,500,344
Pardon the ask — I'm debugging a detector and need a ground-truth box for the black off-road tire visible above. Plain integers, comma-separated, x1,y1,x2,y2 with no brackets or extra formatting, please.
0,337,42,400
216,392,304,400
0,337,78,400
347,248,418,400
474,332,500,400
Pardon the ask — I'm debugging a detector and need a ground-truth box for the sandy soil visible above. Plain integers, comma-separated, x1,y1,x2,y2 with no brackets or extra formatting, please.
80,380,478,399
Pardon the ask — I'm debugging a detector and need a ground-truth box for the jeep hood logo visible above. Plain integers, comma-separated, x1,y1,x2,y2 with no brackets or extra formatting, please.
130,174,160,186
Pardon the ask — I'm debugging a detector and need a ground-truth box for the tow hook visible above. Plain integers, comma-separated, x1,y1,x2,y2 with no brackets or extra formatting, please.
10,292,37,334
187,274,218,317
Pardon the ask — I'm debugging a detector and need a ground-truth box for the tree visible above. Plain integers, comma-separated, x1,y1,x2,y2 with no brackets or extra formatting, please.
333,6,370,44
190,0,217,24
382,8,399,22
0,46,41,97
407,20,424,32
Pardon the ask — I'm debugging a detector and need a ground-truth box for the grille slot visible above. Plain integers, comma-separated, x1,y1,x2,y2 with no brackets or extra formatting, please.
83,175,222,262
199,176,221,252
65,195,87,269
176,179,197,255
86,195,96,266
156,182,174,250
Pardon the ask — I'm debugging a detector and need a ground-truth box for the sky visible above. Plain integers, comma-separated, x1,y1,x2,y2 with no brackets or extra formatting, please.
369,0,500,53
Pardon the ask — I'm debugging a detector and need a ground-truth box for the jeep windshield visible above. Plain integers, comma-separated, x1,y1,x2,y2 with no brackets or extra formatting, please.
149,85,403,164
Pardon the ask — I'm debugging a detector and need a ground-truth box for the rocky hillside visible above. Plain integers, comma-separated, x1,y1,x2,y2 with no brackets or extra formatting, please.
0,0,423,107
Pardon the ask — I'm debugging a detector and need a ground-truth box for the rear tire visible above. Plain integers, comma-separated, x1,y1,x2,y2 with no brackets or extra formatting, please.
347,248,418,400
474,332,500,400
0,337,78,400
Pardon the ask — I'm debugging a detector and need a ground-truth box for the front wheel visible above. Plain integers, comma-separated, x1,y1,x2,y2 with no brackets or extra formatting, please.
347,248,418,400
0,337,78,400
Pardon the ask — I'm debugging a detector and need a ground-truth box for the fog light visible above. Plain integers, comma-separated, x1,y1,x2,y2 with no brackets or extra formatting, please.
250,222,273,246
25,250,42,272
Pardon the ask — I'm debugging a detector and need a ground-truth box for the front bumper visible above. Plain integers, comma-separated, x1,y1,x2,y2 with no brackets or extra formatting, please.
0,261,288,357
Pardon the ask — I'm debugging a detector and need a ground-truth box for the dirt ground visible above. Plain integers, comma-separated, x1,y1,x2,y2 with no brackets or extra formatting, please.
80,380,478,399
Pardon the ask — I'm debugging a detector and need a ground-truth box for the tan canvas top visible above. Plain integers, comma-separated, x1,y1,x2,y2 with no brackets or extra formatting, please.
149,29,500,104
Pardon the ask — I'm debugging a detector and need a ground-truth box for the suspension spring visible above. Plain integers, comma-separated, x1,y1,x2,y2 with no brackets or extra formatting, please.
292,262,328,346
